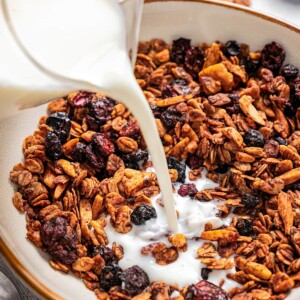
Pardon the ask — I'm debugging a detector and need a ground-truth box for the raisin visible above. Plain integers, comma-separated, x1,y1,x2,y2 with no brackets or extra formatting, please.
91,245,117,264
99,263,122,291
186,280,228,300
161,84,178,99
125,161,140,170
186,154,203,170
161,109,182,128
242,56,260,74
272,136,288,146
264,140,279,158
120,265,150,296
227,93,241,115
261,42,286,73
167,157,186,183
244,129,265,147
280,64,299,81
45,131,63,161
290,76,300,107
184,47,204,79
46,112,71,143
171,38,191,64
71,91,92,107
201,268,212,280
86,144,105,170
178,184,198,197
236,219,253,236
92,133,115,157
131,205,157,225
72,143,86,162
215,164,229,174
122,150,148,163
119,121,141,138
241,193,260,209
88,98,115,125
225,40,241,57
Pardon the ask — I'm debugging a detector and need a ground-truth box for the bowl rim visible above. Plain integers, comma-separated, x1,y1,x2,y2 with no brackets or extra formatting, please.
1,1,300,299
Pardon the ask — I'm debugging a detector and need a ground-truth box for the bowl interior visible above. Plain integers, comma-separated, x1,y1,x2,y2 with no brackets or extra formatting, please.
1,1,300,299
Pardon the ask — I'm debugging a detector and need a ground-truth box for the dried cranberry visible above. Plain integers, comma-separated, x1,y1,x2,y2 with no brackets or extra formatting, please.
225,40,241,57
184,47,204,78
120,265,150,296
85,144,105,170
161,84,178,99
186,154,203,170
186,280,228,300
72,143,86,162
272,136,288,146
171,38,191,64
261,42,286,73
88,98,115,126
161,109,182,128
122,150,148,163
236,219,253,236
241,193,259,209
167,157,186,183
71,91,92,107
162,79,191,99
119,121,141,138
46,112,71,143
280,64,299,81
243,129,265,147
201,268,212,280
91,245,117,264
264,140,279,158
41,217,67,247
178,184,198,197
99,263,122,291
131,205,157,225
92,133,115,157
241,56,260,74
45,131,63,161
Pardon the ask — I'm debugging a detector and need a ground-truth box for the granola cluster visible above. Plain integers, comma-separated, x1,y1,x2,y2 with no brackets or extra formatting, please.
10,37,300,300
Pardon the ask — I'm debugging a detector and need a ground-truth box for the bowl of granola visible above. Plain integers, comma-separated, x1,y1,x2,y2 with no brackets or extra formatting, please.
1,0,300,299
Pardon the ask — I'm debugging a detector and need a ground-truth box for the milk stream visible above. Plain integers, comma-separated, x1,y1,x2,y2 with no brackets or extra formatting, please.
1,0,178,231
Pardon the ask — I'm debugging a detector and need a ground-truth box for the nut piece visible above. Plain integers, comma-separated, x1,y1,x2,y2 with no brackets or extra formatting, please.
116,137,138,153
201,229,239,242
278,192,294,235
271,272,295,293
277,168,300,185
168,233,187,252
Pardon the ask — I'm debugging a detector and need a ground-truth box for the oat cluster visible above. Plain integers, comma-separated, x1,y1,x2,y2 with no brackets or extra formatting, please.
10,37,300,300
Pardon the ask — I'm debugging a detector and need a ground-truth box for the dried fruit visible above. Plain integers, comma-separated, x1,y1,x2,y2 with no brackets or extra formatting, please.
184,47,205,78
88,97,115,126
235,219,253,236
167,156,186,183
261,42,285,72
186,154,203,170
46,112,71,143
70,91,91,107
85,144,105,170
171,37,191,64
119,121,141,138
131,205,157,225
225,40,241,57
272,136,288,146
241,193,259,209
92,133,115,157
120,265,150,296
122,149,148,163
280,64,299,81
243,129,265,147
201,268,212,280
91,245,117,264
45,132,63,161
72,143,86,162
161,109,182,128
99,262,122,291
162,79,191,99
178,183,198,197
264,139,279,158
242,55,260,74
186,280,228,300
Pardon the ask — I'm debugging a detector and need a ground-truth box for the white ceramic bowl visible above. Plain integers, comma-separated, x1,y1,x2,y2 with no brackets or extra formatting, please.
1,1,300,299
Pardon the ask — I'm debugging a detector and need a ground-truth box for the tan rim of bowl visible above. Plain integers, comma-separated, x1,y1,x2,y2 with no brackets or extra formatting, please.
0,1,300,299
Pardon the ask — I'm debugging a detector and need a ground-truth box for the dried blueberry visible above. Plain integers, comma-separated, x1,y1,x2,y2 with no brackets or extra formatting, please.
88,98,115,125
120,265,150,296
243,129,265,147
178,184,198,197
91,245,117,264
161,109,182,128
124,161,140,170
167,156,186,183
225,40,241,57
99,263,122,291
122,150,148,163
46,112,71,143
72,143,86,162
215,164,229,174
186,154,203,170
45,131,63,161
184,47,204,78
241,56,260,74
226,93,241,115
280,64,299,81
92,133,115,157
131,205,157,225
272,136,288,146
236,219,253,236
86,144,105,170
186,280,228,300
201,268,212,280
241,193,260,209
171,38,191,64
261,42,286,73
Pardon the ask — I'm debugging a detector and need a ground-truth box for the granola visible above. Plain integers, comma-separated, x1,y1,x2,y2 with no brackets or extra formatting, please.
10,37,300,299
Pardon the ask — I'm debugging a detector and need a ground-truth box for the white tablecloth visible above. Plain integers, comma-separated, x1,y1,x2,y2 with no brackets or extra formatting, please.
0,0,300,299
